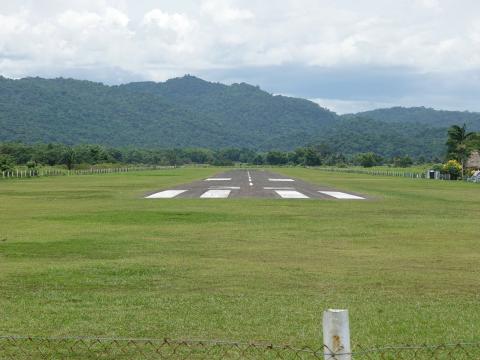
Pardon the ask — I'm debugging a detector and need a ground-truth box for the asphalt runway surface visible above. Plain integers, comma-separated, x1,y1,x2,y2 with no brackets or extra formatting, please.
145,169,366,200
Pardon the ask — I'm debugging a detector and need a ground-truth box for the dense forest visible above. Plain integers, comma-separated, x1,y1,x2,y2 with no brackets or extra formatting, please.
353,107,480,129
0,76,336,150
1,75,479,160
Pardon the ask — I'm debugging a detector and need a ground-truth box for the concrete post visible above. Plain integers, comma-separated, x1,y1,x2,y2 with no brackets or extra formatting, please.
323,309,351,360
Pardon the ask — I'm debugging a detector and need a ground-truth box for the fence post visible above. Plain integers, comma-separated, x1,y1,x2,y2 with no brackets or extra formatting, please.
323,309,351,360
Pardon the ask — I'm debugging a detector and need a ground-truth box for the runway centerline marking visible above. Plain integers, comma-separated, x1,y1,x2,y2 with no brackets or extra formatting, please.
200,190,231,198
247,171,253,186
275,190,309,199
319,191,365,199
205,178,231,181
146,190,187,199
269,178,295,182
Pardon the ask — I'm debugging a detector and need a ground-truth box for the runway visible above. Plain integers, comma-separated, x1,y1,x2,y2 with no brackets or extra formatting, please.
145,169,366,200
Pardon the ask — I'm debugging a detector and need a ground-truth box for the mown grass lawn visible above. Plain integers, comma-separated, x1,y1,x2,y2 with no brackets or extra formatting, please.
0,167,479,348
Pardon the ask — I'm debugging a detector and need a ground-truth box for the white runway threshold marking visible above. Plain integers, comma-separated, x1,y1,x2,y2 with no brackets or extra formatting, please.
146,190,187,199
200,190,231,198
275,190,309,199
264,187,295,190
269,178,295,182
205,178,231,181
319,191,365,200
209,186,240,189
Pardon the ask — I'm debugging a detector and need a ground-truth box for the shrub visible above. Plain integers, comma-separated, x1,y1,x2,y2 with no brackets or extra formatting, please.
442,159,462,180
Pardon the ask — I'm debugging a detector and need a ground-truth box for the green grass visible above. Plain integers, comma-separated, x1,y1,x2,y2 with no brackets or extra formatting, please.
0,167,479,349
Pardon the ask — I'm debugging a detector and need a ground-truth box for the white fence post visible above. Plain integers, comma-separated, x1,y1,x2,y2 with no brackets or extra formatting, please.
323,309,351,360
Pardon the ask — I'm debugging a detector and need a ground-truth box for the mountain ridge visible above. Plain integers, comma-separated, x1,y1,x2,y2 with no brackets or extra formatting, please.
1,74,478,158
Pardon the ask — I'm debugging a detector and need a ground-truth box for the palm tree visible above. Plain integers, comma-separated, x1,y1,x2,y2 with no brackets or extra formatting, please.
446,124,475,177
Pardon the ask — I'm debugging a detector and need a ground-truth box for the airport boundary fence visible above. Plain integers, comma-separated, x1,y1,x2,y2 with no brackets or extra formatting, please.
1,335,480,359
0,165,174,180
310,166,428,179
312,166,480,183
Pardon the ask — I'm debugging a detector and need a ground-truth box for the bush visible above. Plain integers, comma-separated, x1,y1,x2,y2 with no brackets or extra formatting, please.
442,159,462,180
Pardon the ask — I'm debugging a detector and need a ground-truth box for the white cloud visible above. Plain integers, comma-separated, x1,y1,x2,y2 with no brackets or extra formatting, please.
2,0,480,76
310,98,398,114
0,12,28,33
57,10,102,30
415,0,442,10
201,0,254,23
1,0,480,111
142,9,192,36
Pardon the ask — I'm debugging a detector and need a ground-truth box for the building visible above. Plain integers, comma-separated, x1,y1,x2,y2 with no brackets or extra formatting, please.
466,150,480,170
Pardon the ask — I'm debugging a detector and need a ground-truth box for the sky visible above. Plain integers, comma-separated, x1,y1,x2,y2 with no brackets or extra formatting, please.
1,0,480,114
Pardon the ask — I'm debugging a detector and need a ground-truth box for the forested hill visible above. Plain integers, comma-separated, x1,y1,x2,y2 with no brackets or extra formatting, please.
0,75,336,150
352,107,480,130
0,75,477,158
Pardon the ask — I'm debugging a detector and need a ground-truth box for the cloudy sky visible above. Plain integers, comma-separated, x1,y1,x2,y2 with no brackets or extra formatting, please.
1,0,479,113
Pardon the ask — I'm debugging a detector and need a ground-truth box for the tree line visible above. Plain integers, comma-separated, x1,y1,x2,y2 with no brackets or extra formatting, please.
0,142,422,172
1,124,477,174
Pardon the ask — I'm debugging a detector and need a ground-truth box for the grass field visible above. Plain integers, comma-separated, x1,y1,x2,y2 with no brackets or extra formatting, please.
0,167,479,349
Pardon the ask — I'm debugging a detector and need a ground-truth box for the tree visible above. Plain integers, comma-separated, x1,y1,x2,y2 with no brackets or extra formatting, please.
0,154,15,172
393,156,413,168
446,124,475,177
266,151,288,165
354,152,383,167
303,147,322,166
252,154,265,165
61,149,76,170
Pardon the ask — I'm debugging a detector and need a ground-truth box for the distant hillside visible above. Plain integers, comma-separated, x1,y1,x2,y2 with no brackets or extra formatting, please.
316,117,446,159
0,75,336,150
0,75,475,158
122,77,338,149
351,107,480,130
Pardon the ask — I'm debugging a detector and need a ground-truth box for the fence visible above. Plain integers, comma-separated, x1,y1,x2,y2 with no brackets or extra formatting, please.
1,310,479,359
0,166,174,180
312,167,480,183
310,167,428,180
1,336,479,359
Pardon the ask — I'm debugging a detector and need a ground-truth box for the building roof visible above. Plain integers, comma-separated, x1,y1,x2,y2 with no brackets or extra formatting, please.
466,150,480,169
